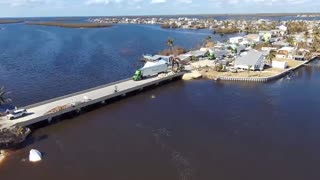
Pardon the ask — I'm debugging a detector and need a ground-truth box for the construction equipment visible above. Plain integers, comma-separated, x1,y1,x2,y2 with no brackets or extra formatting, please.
133,60,168,81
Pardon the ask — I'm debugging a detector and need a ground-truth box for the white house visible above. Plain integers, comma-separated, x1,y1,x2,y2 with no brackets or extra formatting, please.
272,61,288,69
229,36,244,44
234,50,266,71
278,25,288,32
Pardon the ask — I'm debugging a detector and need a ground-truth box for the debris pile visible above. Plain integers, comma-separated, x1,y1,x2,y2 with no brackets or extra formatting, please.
44,104,72,115
0,126,31,149
182,70,202,80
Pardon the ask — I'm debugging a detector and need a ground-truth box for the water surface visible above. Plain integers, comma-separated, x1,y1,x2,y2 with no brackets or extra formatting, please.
1,23,320,180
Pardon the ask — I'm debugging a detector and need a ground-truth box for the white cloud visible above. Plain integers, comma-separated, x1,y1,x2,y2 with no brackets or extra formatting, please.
177,0,192,3
10,0,46,7
85,0,110,5
151,0,167,4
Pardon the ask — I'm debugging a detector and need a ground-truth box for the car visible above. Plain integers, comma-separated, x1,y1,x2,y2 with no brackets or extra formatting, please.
7,109,27,120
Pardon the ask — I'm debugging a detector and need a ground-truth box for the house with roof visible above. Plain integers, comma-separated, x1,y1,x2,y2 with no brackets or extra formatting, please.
177,50,207,61
229,36,244,44
275,47,297,59
143,55,170,62
245,34,261,43
234,50,266,71
200,47,229,59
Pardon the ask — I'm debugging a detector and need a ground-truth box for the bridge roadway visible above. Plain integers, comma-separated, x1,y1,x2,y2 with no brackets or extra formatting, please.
0,72,184,129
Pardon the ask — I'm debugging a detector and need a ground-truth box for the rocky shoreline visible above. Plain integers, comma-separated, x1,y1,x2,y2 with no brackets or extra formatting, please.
0,126,31,149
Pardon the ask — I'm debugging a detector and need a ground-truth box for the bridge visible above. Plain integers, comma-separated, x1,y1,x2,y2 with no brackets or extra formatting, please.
0,72,184,129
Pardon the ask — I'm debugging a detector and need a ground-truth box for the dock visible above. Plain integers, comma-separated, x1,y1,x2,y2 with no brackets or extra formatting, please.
0,72,184,129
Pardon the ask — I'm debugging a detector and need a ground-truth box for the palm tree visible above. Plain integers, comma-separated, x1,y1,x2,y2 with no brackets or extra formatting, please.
204,36,214,47
287,37,295,46
0,87,11,105
205,36,212,43
247,65,252,75
167,38,174,55
267,50,276,66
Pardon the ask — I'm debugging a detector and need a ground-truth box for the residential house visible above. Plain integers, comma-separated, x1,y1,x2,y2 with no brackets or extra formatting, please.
200,47,229,59
245,34,261,42
275,47,297,59
229,36,244,44
234,50,266,70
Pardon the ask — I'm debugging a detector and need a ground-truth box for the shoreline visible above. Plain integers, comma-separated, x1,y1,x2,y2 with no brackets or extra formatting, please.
184,57,319,82
215,57,318,82
26,22,113,28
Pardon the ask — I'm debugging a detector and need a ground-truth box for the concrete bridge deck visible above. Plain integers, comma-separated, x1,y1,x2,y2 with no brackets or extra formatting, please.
0,72,184,129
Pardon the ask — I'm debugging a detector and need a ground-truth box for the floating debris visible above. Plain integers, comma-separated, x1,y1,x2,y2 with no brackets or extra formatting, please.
29,149,42,162
151,95,156,99
0,150,6,164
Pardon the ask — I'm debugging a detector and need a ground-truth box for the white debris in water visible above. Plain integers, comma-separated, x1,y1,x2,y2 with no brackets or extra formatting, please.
0,150,5,163
29,149,42,162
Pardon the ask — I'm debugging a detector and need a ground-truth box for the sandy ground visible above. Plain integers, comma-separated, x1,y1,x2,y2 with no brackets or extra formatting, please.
190,60,215,69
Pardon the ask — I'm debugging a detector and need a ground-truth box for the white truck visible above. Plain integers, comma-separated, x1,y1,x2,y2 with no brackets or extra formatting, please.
133,60,168,81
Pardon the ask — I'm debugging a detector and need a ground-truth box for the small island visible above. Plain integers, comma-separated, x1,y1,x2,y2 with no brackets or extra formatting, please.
26,22,112,28
0,19,24,24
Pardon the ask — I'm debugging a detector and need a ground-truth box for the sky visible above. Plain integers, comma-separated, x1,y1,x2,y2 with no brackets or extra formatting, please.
0,0,319,17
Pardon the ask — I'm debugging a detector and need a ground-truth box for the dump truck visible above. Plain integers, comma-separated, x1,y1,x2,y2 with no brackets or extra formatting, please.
133,60,168,81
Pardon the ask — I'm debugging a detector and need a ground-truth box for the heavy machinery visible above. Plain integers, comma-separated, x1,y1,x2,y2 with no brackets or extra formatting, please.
133,60,168,81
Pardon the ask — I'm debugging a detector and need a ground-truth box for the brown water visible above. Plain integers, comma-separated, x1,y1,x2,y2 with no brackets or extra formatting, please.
1,62,320,180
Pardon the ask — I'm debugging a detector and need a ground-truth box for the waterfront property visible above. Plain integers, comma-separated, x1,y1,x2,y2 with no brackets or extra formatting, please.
234,50,266,70
276,47,297,59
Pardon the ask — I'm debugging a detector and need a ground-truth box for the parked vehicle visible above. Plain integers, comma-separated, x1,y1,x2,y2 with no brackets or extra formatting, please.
133,60,168,81
7,109,27,120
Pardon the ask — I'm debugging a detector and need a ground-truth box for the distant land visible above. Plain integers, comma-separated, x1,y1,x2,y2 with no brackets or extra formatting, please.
1,12,320,19
98,12,320,18
26,22,112,28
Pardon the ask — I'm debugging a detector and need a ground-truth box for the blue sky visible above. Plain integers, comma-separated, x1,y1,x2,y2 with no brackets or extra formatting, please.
0,0,319,17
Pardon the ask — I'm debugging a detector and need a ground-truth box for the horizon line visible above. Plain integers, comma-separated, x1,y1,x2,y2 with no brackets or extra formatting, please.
1,12,320,19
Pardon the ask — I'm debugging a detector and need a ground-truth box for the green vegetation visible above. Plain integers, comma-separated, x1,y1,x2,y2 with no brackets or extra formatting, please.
287,21,308,34
54,17,81,21
267,50,277,65
159,46,187,56
247,65,252,74
26,22,112,28
286,37,295,46
214,27,239,34
0,87,10,105
160,38,187,56
204,36,215,47
214,63,224,72
167,38,174,51
0,20,24,24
